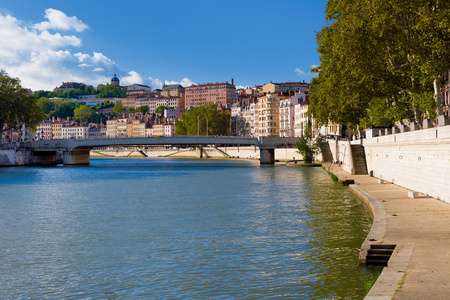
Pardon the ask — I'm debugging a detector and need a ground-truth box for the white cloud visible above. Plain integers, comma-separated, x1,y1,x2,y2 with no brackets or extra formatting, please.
0,9,116,91
294,67,307,76
148,77,196,89
121,71,144,85
180,78,196,87
74,52,114,68
0,9,195,92
148,77,163,89
34,8,88,32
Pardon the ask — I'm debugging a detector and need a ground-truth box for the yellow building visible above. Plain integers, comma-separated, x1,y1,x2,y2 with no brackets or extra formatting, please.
256,93,288,137
51,121,63,139
132,119,146,137
127,121,133,137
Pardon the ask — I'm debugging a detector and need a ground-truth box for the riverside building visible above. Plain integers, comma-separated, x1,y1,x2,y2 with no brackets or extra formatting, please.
185,79,236,109
256,93,289,137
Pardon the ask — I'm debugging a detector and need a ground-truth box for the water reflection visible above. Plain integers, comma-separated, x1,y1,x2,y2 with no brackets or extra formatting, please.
0,159,376,299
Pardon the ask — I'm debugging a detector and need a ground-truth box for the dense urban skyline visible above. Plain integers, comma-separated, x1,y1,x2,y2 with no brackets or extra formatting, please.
0,0,327,91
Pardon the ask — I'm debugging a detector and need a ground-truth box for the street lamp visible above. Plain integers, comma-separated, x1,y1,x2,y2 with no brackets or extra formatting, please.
197,115,199,136
206,118,208,136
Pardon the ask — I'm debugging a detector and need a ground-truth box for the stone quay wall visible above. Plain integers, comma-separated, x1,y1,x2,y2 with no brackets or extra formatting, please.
363,124,450,203
327,119,450,203
327,139,355,174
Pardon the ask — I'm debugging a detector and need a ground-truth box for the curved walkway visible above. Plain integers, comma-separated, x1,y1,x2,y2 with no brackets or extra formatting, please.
324,163,450,299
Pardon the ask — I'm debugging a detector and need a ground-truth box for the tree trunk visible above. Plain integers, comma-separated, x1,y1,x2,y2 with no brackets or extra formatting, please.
434,78,443,116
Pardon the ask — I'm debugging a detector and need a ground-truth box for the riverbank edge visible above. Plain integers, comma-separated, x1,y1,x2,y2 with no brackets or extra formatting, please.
322,163,415,300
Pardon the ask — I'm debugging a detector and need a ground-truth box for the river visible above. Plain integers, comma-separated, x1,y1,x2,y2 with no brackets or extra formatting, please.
0,158,378,299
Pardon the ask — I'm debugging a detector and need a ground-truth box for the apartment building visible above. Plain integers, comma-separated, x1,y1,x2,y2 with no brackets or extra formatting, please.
280,92,307,137
262,81,309,94
87,124,107,139
117,118,128,138
161,83,185,98
51,121,63,139
134,92,161,109
125,84,152,95
294,100,310,137
61,124,88,139
256,93,289,137
106,119,118,138
156,96,184,109
185,79,236,109
242,103,256,137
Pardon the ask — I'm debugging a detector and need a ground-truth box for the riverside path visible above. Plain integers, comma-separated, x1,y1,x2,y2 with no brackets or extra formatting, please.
325,162,450,300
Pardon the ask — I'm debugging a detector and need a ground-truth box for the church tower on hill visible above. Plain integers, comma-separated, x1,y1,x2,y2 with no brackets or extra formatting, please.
111,73,120,87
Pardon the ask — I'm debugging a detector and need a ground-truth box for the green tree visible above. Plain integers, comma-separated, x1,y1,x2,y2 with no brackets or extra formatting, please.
296,121,321,164
50,100,79,119
0,70,43,135
309,0,450,128
155,105,168,119
37,97,56,117
175,104,230,136
112,100,125,113
101,100,114,108
128,107,135,113
136,105,149,114
34,90,51,99
74,104,95,122
96,84,126,98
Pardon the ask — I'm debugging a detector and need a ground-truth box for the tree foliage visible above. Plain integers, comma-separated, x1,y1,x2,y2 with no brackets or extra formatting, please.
74,104,95,122
37,97,56,117
50,100,80,119
0,70,43,135
112,100,125,113
155,105,168,119
296,121,321,163
309,0,450,128
136,105,149,114
96,84,126,98
34,84,96,99
175,104,230,136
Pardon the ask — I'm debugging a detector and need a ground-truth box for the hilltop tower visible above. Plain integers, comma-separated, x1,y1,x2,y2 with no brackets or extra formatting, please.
111,73,120,87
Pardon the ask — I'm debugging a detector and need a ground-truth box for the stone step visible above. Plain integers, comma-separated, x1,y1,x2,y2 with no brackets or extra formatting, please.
371,244,396,250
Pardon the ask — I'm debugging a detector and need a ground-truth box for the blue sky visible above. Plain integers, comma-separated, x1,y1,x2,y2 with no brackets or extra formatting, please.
0,0,327,91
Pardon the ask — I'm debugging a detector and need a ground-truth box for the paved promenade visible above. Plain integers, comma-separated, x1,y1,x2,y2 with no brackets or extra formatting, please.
323,163,450,299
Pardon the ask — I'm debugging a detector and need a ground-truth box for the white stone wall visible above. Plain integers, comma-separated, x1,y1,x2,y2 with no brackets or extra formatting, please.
327,139,354,174
363,125,450,203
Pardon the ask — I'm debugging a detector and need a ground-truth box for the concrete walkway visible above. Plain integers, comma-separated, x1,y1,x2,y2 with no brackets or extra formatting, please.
323,163,450,300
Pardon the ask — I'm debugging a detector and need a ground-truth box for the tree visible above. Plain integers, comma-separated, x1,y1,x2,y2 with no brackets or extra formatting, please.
96,84,126,98
175,104,230,136
50,100,79,119
101,100,114,108
135,105,149,114
0,70,43,135
296,121,321,164
309,0,450,128
37,97,56,117
112,100,125,113
74,104,95,122
155,105,168,119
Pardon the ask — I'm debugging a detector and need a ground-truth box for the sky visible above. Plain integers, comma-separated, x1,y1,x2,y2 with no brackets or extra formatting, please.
0,0,327,91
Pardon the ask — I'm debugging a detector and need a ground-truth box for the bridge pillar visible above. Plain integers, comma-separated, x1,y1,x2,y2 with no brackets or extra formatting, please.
63,149,90,165
260,148,275,164
197,146,203,159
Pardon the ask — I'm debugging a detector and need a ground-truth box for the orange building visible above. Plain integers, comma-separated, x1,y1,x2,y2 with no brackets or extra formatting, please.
185,79,236,109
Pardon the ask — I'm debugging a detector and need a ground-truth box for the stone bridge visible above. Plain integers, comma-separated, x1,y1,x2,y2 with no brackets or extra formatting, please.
0,136,299,166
